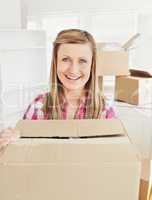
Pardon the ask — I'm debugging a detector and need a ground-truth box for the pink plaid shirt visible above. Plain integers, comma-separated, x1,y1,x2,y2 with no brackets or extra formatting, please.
23,93,116,120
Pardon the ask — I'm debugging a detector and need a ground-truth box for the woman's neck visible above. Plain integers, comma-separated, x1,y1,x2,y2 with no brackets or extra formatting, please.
63,88,84,107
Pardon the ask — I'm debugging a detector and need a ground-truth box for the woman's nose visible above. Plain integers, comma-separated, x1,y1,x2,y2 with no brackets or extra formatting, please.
68,62,79,73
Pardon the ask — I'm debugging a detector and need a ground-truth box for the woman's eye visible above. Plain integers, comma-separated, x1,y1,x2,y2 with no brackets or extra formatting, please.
80,59,87,63
62,58,69,62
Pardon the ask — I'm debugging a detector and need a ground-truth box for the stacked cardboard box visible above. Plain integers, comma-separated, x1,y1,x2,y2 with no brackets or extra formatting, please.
0,119,140,200
115,69,152,106
96,34,140,92
96,33,152,200
139,159,152,200
114,69,152,200
96,33,140,76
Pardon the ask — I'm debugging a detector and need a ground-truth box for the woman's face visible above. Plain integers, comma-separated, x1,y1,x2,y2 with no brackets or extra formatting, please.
57,43,92,92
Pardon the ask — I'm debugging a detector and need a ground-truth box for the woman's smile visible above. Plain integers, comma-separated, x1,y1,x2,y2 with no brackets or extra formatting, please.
64,74,82,81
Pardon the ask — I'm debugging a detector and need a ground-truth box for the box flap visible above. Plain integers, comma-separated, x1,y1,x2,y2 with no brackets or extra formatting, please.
130,69,152,78
97,33,140,52
122,33,140,51
15,119,126,138
96,42,122,51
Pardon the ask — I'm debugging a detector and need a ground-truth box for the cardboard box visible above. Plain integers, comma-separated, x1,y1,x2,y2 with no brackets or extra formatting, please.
139,159,152,200
0,119,141,200
115,69,152,105
96,33,140,76
149,185,152,200
96,50,129,76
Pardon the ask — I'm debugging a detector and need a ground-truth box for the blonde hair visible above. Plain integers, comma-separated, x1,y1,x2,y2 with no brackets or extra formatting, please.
43,29,105,119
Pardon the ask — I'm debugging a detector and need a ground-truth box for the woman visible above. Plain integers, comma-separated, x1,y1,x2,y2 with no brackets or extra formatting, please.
23,29,116,120
0,29,116,149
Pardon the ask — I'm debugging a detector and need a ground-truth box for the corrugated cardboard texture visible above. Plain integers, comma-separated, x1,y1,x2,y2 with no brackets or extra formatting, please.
15,119,126,137
0,163,140,200
0,138,137,163
0,137,140,200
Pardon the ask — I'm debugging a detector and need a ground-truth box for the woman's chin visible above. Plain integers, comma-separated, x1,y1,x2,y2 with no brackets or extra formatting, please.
63,83,84,92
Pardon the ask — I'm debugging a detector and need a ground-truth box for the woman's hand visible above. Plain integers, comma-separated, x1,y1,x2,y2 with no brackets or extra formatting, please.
0,128,20,153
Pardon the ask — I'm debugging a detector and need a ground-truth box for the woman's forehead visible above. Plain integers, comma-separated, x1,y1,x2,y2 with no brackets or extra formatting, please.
58,43,92,58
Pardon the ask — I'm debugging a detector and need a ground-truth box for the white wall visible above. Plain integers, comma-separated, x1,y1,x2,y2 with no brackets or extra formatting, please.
0,0,21,29
0,30,48,128
22,0,152,15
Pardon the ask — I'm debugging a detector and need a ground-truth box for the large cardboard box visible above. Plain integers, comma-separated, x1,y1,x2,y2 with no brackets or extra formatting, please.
96,33,140,76
0,119,141,200
115,69,152,106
